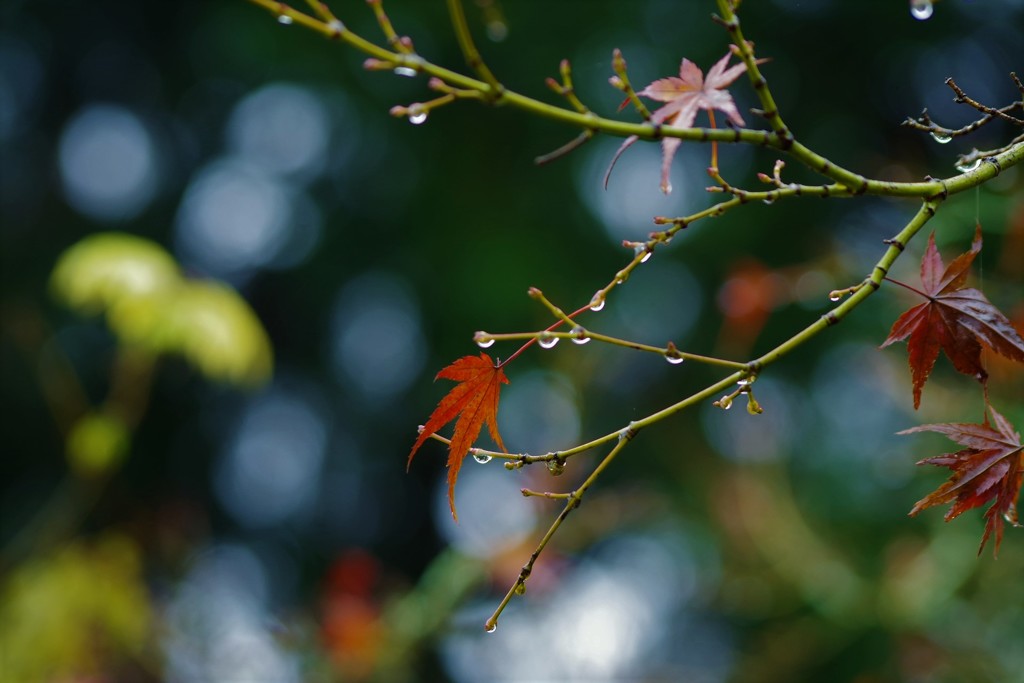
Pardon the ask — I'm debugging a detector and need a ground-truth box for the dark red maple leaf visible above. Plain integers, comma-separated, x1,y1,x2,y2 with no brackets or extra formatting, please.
881,225,1024,408
901,403,1023,555
408,353,509,520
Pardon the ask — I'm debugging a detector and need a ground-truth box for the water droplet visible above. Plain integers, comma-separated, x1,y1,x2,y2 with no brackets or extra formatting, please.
930,131,951,144
633,244,652,263
589,293,605,312
328,19,345,34
716,395,733,410
485,622,497,633
277,13,294,24
486,21,509,42
393,66,417,77
514,582,526,595
538,332,559,349
1004,502,1021,527
762,195,776,205
614,271,629,284
473,452,493,464
910,0,933,20
665,354,684,365
474,331,495,348
955,158,981,173
570,325,590,344
409,111,428,125
547,459,565,476
829,292,842,302
736,378,751,387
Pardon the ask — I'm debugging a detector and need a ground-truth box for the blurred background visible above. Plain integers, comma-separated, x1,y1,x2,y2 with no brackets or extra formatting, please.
1,0,1023,681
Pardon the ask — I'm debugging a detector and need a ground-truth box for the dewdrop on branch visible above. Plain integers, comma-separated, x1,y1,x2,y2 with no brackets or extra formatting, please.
909,0,934,21
474,331,495,348
665,341,685,365
570,325,590,344
538,331,559,349
956,158,982,173
407,104,427,125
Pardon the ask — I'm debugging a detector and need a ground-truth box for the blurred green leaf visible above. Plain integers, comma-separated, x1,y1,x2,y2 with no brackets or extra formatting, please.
50,232,182,316
0,534,151,679
159,280,274,387
51,233,273,387
66,408,131,477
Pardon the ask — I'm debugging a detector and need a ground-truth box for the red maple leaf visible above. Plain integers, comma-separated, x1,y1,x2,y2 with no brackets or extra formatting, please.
901,403,1023,555
881,225,1024,408
606,51,765,194
408,353,509,520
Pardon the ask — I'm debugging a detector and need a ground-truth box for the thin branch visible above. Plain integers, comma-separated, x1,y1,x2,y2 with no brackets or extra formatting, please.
946,77,1024,127
534,131,594,165
245,0,1024,199
446,0,503,98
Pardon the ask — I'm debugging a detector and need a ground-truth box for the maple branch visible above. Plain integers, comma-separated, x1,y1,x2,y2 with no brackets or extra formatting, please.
610,49,652,120
251,0,1024,635
945,77,1024,127
476,330,746,369
484,200,942,629
245,1,1024,200
447,0,503,99
520,488,571,500
485,425,638,632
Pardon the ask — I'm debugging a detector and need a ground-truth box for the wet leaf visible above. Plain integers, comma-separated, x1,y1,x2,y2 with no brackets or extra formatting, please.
881,226,1024,408
606,51,765,193
901,403,1023,555
408,353,509,520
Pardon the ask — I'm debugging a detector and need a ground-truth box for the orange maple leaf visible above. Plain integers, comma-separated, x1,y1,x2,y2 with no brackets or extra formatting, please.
408,353,509,520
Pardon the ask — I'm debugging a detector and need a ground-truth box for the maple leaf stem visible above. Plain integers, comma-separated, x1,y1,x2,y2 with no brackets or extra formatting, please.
708,110,719,170
884,276,930,299
497,302,591,368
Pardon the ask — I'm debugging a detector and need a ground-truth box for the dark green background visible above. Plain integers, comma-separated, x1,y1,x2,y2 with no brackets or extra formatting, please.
2,1,1022,681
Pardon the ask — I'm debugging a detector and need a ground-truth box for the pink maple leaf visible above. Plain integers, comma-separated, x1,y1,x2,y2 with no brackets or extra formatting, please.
605,51,762,194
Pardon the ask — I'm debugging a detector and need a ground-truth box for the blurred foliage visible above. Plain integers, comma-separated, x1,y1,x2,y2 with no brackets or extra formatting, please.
0,534,151,680
51,233,272,386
